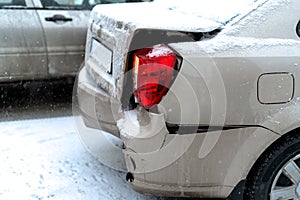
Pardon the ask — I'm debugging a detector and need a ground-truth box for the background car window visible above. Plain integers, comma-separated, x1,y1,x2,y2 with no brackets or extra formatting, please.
40,0,127,10
0,0,26,7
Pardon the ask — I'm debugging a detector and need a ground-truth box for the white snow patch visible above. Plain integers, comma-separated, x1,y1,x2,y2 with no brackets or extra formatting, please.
147,44,174,58
92,0,266,32
154,0,261,25
197,36,300,54
0,117,158,200
117,110,140,138
224,0,291,35
92,2,222,33
171,35,300,55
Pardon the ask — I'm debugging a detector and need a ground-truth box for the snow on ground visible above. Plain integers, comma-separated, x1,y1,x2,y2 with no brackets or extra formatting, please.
0,116,163,200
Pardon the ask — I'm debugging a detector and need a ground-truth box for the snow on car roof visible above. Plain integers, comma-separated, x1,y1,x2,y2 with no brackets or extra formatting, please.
92,0,268,33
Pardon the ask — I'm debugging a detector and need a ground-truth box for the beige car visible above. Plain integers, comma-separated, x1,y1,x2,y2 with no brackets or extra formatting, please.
76,0,300,199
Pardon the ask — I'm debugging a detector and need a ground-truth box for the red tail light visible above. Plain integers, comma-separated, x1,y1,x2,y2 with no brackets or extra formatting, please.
132,44,177,109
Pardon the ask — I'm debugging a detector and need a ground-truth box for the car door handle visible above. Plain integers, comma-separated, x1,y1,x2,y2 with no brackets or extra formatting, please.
45,14,72,23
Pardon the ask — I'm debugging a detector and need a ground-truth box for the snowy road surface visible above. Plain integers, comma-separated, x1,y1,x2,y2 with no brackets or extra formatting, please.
0,81,203,200
0,116,170,200
0,81,162,199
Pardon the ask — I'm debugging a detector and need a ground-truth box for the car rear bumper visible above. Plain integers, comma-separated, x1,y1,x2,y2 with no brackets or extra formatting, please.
121,121,279,198
77,67,120,137
129,178,234,198
76,67,279,199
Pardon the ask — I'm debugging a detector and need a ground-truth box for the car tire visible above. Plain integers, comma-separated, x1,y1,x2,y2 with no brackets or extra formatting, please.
244,131,300,200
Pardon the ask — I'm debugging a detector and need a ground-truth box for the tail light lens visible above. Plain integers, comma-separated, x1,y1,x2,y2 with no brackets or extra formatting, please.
132,44,177,109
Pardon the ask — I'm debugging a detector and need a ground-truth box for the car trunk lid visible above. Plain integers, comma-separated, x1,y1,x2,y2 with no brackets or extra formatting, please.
86,0,262,101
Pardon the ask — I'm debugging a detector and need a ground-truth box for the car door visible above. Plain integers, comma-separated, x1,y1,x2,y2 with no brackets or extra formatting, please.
33,0,92,77
0,0,47,82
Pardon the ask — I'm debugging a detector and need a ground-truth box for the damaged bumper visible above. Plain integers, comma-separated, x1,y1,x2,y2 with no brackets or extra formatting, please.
119,112,278,198
77,66,279,198
77,67,120,137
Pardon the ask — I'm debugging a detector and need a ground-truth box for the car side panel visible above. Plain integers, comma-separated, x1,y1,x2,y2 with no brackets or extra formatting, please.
166,40,300,134
36,9,88,76
0,8,47,81
228,0,300,40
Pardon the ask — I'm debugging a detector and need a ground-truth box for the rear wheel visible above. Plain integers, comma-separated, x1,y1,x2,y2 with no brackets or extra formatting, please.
270,154,300,200
244,132,300,200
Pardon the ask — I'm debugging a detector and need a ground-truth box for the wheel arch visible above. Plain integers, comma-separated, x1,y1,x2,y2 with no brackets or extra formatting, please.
243,126,300,198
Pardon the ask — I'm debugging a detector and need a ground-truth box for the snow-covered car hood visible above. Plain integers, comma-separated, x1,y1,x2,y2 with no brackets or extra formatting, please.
91,0,265,33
